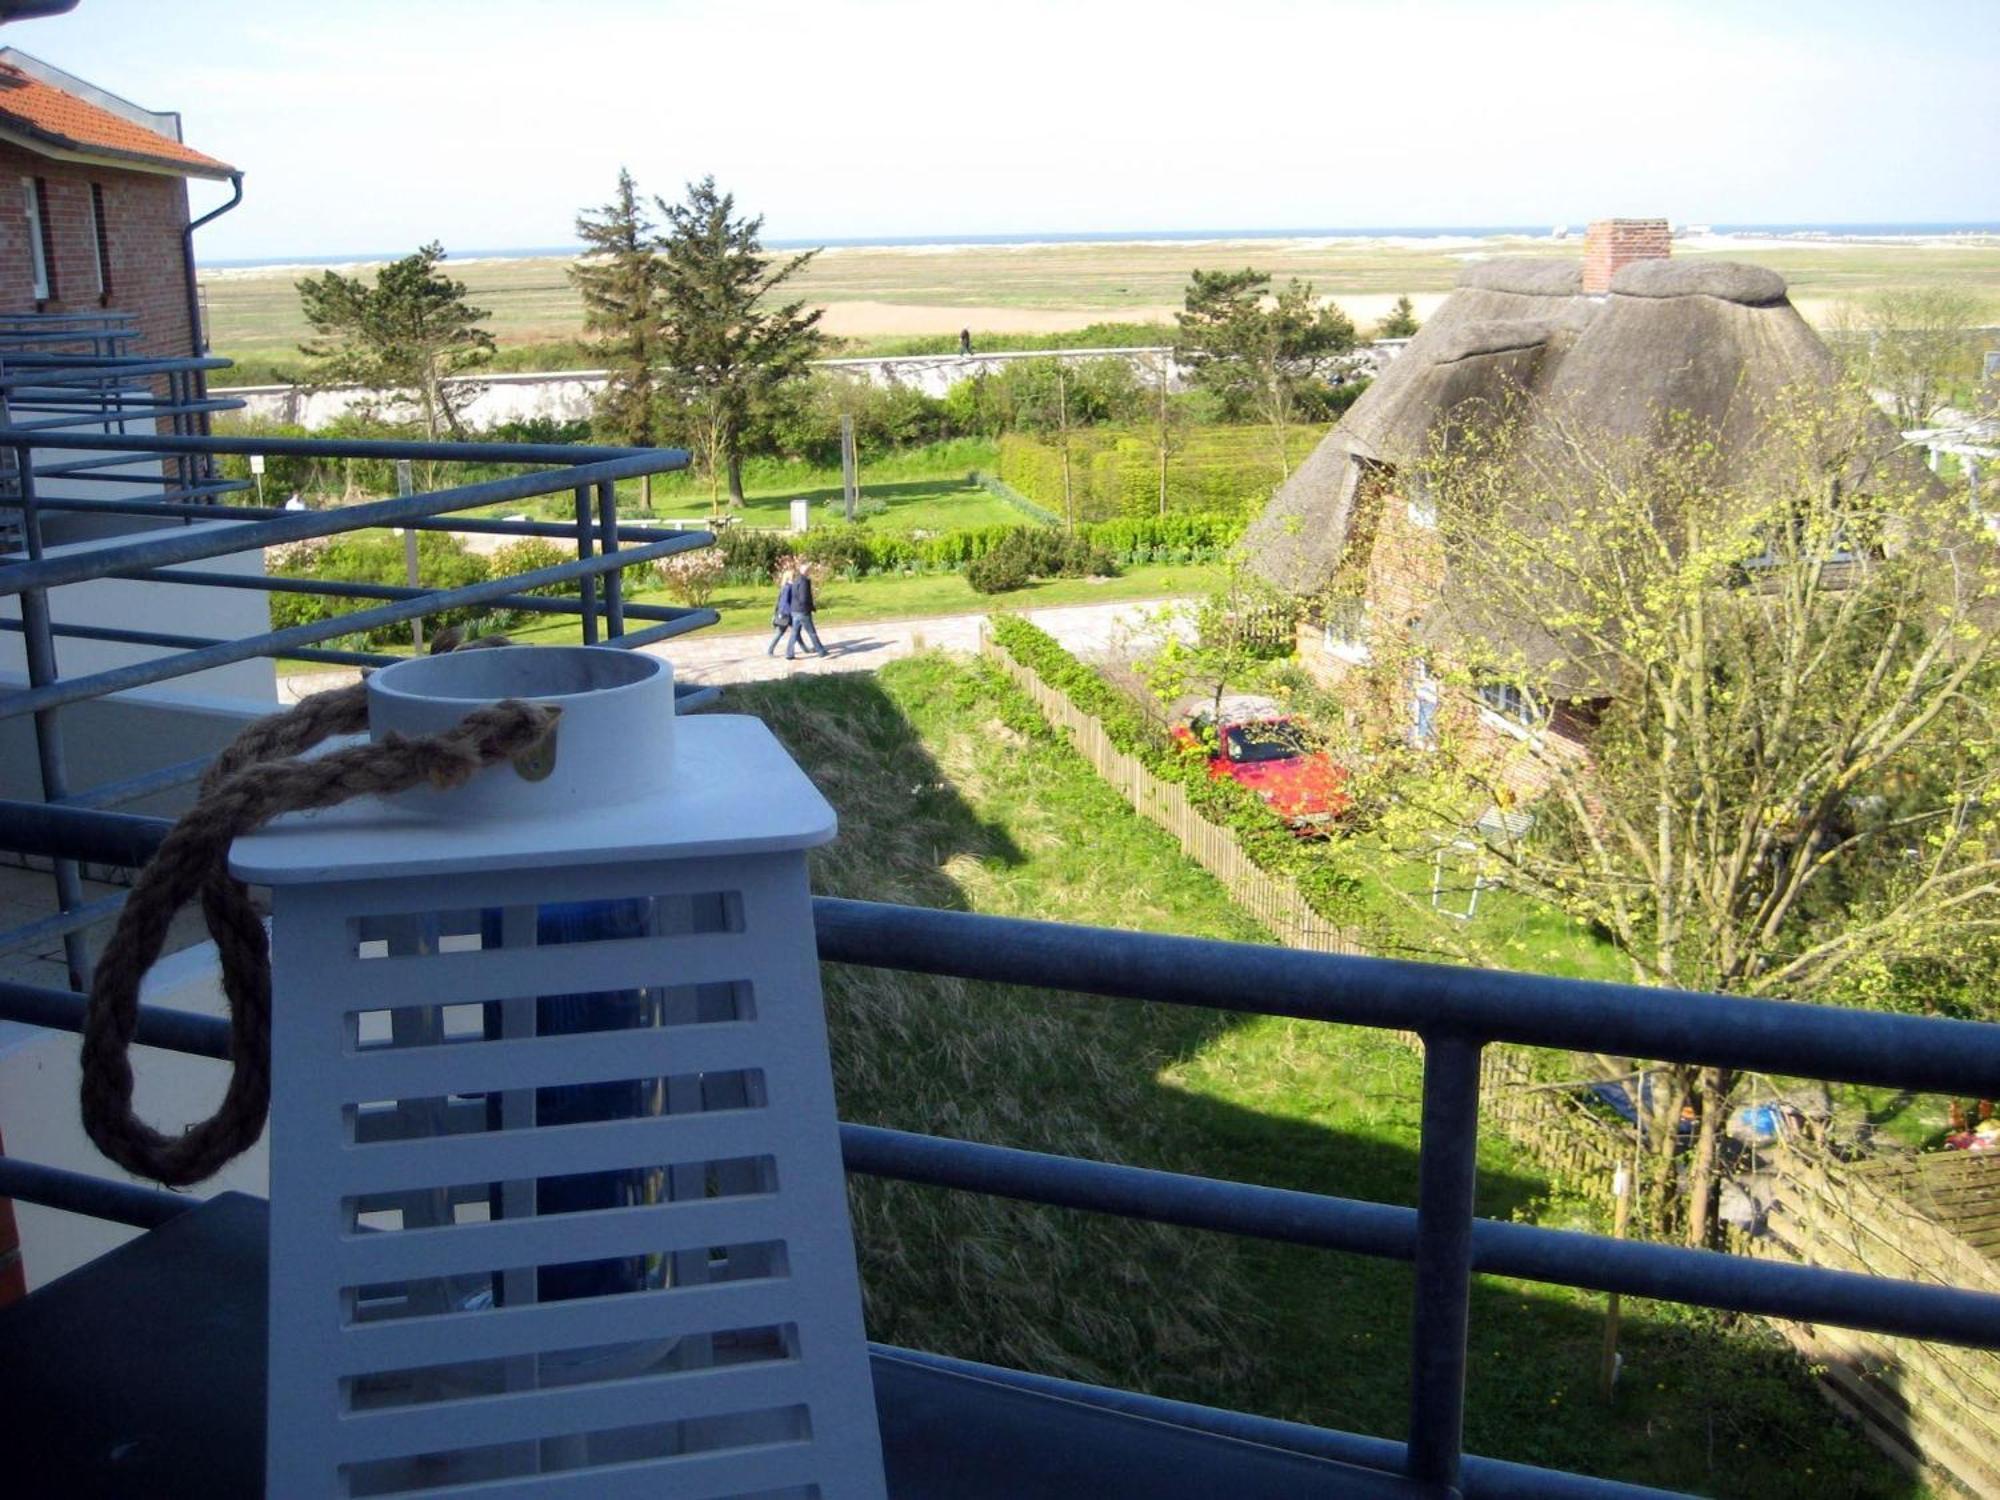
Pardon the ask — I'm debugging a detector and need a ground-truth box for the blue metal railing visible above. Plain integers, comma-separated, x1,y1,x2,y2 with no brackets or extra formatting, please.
0,331,702,985
2,807,1999,1494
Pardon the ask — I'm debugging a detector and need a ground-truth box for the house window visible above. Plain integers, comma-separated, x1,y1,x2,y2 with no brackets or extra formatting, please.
1476,680,1537,728
1321,596,1371,663
1405,475,1437,529
22,176,51,300
1410,660,1440,749
88,183,111,301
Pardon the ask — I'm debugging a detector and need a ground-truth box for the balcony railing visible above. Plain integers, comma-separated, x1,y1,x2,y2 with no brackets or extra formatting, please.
0,326,707,987
4,327,2000,1497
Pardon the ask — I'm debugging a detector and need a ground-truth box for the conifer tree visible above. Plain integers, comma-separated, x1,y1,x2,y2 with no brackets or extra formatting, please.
296,243,493,440
655,176,824,505
571,170,663,457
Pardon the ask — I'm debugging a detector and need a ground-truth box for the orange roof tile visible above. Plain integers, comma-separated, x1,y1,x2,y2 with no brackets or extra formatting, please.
0,61,233,177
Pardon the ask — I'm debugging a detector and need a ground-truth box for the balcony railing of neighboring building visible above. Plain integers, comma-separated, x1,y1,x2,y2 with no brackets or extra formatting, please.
0,316,711,989
3,319,2000,1497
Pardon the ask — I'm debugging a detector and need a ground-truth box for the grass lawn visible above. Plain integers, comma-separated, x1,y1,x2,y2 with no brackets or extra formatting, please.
467,439,1027,533
724,655,1917,1498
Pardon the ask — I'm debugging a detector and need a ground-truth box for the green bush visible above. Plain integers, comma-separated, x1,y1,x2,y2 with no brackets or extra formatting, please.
967,550,1033,594
270,530,492,647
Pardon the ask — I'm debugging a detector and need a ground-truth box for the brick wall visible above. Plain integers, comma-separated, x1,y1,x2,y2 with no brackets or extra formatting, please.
1297,460,1593,802
0,143,195,359
1581,218,1671,296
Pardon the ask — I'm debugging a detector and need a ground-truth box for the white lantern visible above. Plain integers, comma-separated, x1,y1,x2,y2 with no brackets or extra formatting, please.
231,646,886,1498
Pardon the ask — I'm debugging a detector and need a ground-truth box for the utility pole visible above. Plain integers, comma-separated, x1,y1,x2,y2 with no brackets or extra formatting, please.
1600,1159,1633,1399
840,414,858,523
1057,361,1073,533
1156,352,1170,518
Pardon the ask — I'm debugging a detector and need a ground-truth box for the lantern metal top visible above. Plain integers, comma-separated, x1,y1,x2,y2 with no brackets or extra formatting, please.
228,713,836,886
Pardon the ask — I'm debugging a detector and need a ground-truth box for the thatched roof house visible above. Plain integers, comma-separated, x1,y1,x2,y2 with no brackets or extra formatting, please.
1245,233,1838,596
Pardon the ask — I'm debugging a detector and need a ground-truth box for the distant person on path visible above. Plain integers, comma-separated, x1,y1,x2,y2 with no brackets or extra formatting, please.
782,565,829,660
766,566,795,656
958,328,973,356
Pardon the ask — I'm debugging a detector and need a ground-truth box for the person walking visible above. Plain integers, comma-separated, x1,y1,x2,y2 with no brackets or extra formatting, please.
765,566,794,656
782,564,829,660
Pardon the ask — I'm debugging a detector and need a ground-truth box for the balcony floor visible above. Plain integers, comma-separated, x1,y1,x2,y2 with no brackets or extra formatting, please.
0,1193,1393,1499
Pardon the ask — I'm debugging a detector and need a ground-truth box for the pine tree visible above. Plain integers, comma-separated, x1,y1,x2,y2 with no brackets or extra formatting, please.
297,243,494,440
571,170,663,455
1376,294,1420,339
655,176,824,505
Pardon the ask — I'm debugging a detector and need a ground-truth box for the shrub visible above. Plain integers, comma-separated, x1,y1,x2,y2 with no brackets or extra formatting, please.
967,549,1033,594
655,548,726,608
269,530,491,647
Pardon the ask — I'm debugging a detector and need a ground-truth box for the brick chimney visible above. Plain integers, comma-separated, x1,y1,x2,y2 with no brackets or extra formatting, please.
1581,218,1670,295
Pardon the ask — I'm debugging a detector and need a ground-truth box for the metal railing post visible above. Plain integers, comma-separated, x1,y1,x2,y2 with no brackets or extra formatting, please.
574,484,598,645
1406,1031,1482,1496
595,479,624,639
9,440,92,990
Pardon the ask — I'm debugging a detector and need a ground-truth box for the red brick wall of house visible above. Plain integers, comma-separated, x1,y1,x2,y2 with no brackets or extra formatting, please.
1581,218,1671,296
0,143,195,360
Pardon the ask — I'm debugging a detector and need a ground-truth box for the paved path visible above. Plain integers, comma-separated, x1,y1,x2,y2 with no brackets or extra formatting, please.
277,597,1194,703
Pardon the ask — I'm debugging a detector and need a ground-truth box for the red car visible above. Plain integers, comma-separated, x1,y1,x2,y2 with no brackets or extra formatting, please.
1173,701,1351,831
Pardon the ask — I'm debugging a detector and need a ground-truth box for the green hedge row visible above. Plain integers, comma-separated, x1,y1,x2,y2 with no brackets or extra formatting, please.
996,424,1326,522
715,512,1244,582
985,615,1364,922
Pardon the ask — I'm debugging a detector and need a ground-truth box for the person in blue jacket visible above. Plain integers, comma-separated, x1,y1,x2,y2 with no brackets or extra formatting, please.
782,564,829,660
766,566,795,656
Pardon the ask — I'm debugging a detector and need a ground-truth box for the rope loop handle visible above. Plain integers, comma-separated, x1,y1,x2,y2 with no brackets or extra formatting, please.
80,678,560,1186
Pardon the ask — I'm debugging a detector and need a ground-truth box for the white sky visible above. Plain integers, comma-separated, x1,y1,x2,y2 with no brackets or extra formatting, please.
11,0,1998,261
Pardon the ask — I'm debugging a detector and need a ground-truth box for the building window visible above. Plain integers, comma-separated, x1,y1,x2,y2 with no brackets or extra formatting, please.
1405,475,1437,529
1410,660,1440,749
1476,680,1537,728
1321,596,1371,663
88,183,111,301
22,176,51,300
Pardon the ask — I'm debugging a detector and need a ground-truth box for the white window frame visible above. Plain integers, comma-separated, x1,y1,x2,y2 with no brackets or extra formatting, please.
87,182,108,299
22,176,49,300
1321,597,1372,665
1410,660,1440,750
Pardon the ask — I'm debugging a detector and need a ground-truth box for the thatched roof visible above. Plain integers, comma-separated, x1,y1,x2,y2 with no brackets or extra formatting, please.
1244,256,1843,595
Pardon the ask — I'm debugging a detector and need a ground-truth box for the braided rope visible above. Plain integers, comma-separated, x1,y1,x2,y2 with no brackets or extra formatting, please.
80,673,559,1187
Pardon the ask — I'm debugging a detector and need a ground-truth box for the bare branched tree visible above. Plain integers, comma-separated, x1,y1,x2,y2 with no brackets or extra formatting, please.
1367,384,2000,1242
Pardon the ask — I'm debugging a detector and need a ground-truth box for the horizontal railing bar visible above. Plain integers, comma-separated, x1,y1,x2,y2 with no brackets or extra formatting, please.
0,801,171,865
5,492,698,543
0,977,230,1057
0,452,689,595
1,401,242,433
0,890,126,957
838,1123,2000,1351
813,898,2000,1098
0,426,676,466
869,1345,1686,1500
609,612,721,651
0,1156,198,1228
0,616,416,668
131,567,685,621
61,753,215,810
0,530,709,719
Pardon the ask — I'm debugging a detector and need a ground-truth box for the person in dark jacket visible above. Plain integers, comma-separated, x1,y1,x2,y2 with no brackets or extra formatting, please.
766,566,794,656
782,565,829,659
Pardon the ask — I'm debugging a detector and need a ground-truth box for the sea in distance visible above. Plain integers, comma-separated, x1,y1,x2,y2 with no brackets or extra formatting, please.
202,222,2000,271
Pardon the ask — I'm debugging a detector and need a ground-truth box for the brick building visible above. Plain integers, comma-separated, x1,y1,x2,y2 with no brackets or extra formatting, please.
0,47,238,360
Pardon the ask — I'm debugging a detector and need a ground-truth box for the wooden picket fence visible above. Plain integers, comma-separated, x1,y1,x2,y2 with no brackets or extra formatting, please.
1729,1145,2000,1496
988,626,2000,1491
